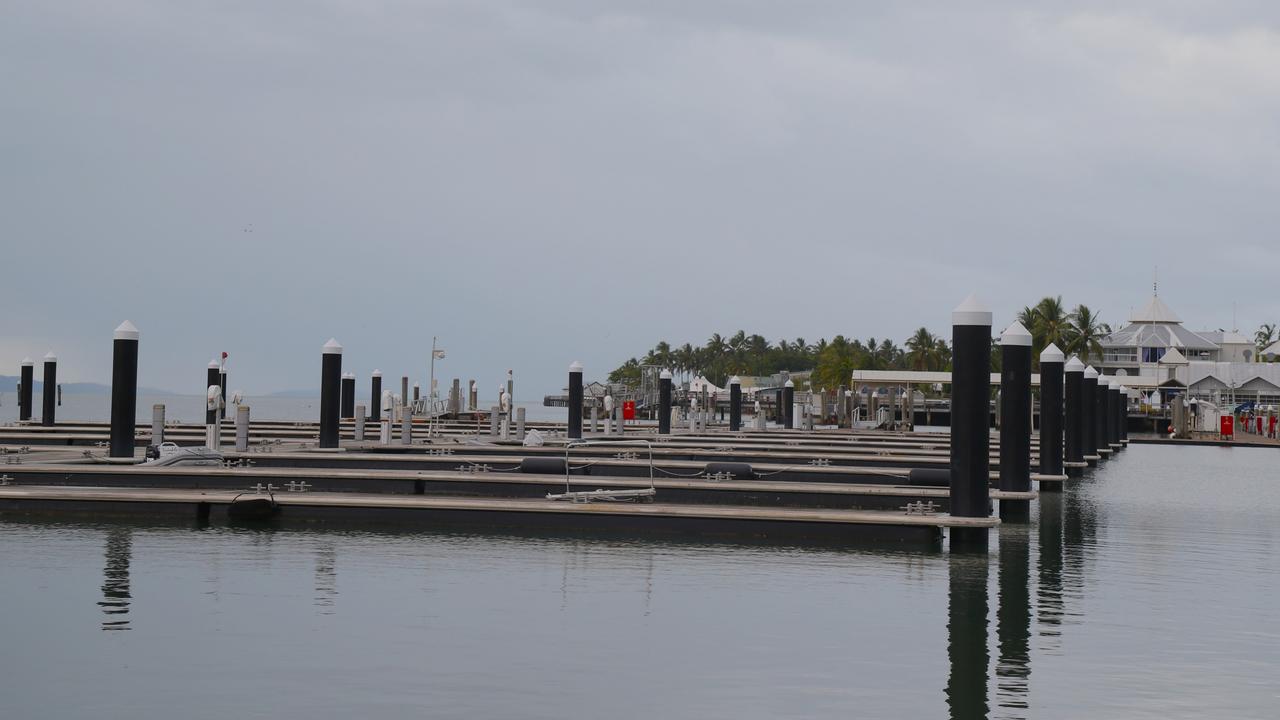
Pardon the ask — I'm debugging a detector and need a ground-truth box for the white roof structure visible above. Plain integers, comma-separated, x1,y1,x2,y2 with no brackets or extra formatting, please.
1187,362,1280,395
689,375,724,394
1103,294,1217,352
1130,295,1182,323
1199,329,1252,346
1263,339,1280,360
849,368,1161,389
1159,347,1188,364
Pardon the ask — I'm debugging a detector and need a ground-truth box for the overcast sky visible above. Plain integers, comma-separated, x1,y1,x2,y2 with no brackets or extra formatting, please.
3,1,1278,397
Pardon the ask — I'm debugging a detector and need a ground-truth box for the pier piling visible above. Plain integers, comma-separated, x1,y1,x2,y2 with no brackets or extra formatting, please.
567,361,583,440
341,373,355,419
370,370,382,422
1092,369,1108,459
151,404,165,445
1119,386,1129,444
950,295,993,549
998,321,1032,522
730,376,742,432
319,339,343,449
109,321,140,458
18,359,33,421
1039,344,1065,482
783,380,795,430
1106,379,1120,450
205,360,220,427
659,369,672,435
41,352,57,426
235,405,250,451
1082,366,1099,464
1063,357,1083,471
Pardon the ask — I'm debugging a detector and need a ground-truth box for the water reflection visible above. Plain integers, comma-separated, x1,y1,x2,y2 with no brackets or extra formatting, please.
314,542,337,613
996,525,1031,717
98,529,132,631
1036,492,1064,639
946,553,990,719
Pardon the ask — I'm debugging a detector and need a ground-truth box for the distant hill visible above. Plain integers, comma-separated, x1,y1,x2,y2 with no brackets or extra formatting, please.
0,375,171,396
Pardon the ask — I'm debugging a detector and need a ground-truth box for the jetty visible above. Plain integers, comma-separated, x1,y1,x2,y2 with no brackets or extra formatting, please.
1,298,1186,550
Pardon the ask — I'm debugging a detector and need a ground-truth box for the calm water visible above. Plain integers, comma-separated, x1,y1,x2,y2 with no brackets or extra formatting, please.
1,444,1277,719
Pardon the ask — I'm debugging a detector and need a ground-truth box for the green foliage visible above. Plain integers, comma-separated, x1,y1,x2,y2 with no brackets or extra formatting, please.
613,329,946,390
1256,323,1277,353
1015,296,1111,366
612,297,1115,388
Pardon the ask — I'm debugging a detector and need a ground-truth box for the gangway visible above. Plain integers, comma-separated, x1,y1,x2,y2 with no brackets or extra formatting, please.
545,439,657,503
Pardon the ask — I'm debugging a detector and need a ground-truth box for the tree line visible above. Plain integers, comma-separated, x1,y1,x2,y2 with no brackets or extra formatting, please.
609,298,1115,390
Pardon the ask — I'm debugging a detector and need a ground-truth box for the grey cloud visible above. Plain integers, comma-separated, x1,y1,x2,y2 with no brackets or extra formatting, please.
2,1,1278,395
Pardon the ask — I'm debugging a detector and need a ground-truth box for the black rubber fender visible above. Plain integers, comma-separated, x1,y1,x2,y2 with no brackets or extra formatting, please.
908,468,950,486
520,457,568,475
704,462,755,479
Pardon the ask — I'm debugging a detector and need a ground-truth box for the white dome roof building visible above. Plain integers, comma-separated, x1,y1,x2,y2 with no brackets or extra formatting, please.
1099,291,1280,407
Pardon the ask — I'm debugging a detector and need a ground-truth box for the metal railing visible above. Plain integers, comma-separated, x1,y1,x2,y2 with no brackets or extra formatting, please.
546,439,657,503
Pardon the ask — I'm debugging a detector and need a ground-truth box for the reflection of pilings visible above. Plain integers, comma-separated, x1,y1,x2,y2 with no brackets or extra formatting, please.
1062,486,1098,592
1036,492,1064,636
996,525,1032,715
314,542,337,612
946,555,990,719
99,529,132,631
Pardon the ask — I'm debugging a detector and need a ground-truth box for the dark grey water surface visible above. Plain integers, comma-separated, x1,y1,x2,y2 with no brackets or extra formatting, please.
2,444,1277,719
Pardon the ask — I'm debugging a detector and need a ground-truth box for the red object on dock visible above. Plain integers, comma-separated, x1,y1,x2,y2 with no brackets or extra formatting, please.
622,400,636,420
1220,415,1234,439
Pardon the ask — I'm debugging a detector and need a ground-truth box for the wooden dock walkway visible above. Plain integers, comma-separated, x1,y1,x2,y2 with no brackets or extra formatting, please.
0,484,999,543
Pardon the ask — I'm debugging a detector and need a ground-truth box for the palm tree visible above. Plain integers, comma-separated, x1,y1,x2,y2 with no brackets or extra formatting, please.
905,328,937,371
1067,305,1111,363
1256,323,1277,353
653,341,672,369
676,343,695,382
932,337,951,371
1015,296,1071,363
1034,296,1071,351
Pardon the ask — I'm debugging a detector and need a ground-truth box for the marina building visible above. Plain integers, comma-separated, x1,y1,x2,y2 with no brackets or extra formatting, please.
1098,294,1280,406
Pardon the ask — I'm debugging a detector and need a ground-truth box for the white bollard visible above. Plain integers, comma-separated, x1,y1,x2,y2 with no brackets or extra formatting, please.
235,405,250,452
354,404,366,442
380,417,391,444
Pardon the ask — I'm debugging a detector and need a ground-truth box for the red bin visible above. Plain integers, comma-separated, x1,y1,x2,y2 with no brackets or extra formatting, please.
1220,415,1234,439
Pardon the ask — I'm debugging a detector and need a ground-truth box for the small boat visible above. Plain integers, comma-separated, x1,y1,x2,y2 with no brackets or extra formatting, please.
143,442,224,467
